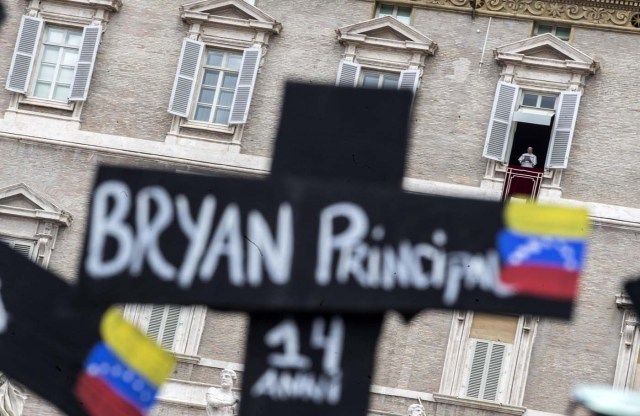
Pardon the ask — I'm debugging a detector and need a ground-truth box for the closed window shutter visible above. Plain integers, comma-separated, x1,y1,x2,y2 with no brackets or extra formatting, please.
168,38,204,117
466,340,507,401
6,16,43,93
467,340,488,398
335,61,361,88
483,343,505,400
147,305,182,350
229,47,262,124
547,91,581,168
483,81,519,162
69,25,102,101
398,69,420,93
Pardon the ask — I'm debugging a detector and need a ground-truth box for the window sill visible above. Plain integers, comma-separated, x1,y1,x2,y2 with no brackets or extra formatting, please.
20,96,75,111
173,353,200,365
181,119,235,135
432,394,526,415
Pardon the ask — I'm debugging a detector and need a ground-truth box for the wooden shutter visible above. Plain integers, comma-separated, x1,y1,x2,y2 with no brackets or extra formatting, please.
547,91,581,168
483,81,519,162
467,340,488,399
229,47,262,124
6,16,43,93
335,61,361,88
398,69,420,93
466,340,507,401
483,343,505,400
147,304,182,350
69,25,101,101
0,238,35,260
168,38,204,117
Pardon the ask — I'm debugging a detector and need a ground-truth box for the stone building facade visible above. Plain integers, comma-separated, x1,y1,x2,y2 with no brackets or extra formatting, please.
1,0,640,415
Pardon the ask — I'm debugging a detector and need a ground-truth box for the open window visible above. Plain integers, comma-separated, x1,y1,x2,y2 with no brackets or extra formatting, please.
5,0,120,118
335,16,436,95
483,81,581,170
167,0,281,145
480,34,598,197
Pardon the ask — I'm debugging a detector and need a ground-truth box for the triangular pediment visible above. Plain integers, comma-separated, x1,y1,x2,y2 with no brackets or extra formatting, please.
0,183,71,225
181,0,277,23
0,183,63,213
337,16,437,54
496,33,595,65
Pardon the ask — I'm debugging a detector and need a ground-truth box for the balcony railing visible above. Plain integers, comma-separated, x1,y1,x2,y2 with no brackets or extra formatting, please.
501,166,544,202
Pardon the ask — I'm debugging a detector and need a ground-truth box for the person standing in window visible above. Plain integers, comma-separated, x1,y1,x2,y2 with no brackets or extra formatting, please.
518,147,537,168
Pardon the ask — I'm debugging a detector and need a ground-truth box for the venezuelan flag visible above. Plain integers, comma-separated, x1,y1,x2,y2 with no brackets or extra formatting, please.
498,202,590,301
74,309,175,416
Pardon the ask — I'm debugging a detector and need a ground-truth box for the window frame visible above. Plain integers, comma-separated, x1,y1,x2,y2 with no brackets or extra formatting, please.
375,3,413,25
360,69,401,89
191,48,244,126
532,22,572,42
168,0,281,144
439,311,537,406
613,294,640,389
29,24,83,104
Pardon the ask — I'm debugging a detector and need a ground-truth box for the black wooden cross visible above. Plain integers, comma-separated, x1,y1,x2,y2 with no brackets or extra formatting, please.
72,83,587,416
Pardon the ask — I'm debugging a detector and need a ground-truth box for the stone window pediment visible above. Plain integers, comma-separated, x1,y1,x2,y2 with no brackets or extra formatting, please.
0,183,71,268
180,0,282,34
337,16,437,55
0,183,71,226
494,33,598,75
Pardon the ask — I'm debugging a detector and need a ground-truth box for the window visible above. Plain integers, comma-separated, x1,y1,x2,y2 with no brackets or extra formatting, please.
533,22,571,41
193,49,243,125
484,81,578,169
32,26,82,102
376,3,412,25
361,71,400,89
439,311,537,407
0,238,35,261
521,92,556,110
335,19,436,95
6,15,103,105
0,183,71,269
461,314,516,402
167,0,281,140
123,304,207,356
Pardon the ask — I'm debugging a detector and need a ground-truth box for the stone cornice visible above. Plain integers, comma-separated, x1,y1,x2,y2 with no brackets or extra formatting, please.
433,394,527,415
337,16,437,55
33,0,122,12
180,0,282,34
367,0,640,34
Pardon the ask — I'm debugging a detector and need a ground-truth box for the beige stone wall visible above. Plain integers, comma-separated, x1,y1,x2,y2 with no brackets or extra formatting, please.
524,225,640,412
561,27,640,208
